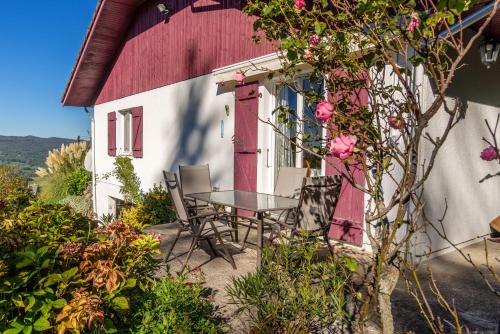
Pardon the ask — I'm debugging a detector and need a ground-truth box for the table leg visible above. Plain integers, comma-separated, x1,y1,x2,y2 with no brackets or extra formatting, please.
232,207,239,243
256,212,263,268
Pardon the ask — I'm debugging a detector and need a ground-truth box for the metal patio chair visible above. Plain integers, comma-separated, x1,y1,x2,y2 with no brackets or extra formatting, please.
240,167,307,248
264,175,343,244
179,164,213,213
163,171,237,270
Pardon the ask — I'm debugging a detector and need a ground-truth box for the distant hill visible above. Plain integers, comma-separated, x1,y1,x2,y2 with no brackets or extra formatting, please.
0,135,79,179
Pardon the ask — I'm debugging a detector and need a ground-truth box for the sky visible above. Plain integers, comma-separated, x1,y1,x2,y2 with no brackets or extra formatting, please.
0,1,97,139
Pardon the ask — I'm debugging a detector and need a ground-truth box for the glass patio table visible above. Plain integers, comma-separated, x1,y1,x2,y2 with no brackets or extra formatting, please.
185,190,299,267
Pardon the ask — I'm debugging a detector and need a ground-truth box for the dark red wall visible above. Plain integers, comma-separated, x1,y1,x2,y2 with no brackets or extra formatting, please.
95,0,274,104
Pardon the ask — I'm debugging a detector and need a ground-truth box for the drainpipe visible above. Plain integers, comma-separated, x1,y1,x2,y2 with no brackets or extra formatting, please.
84,106,97,217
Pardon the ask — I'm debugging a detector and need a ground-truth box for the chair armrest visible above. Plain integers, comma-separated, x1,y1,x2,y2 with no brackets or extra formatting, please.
187,211,219,220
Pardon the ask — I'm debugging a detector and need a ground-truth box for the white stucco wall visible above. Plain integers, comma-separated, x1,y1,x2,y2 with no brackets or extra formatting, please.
416,39,500,256
92,73,236,217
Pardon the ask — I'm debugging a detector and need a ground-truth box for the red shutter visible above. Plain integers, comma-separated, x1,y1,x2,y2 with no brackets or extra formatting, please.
107,112,117,156
326,70,368,246
132,107,143,158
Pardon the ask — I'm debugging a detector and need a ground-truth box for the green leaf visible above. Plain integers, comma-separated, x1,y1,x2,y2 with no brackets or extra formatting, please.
3,328,23,334
21,326,32,334
12,295,24,308
314,21,326,35
24,296,36,311
123,278,136,289
51,299,67,309
103,319,118,333
61,267,78,282
33,317,51,332
111,297,129,310
344,257,359,272
43,274,62,287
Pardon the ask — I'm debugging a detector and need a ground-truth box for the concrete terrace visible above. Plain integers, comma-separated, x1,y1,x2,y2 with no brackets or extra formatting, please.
147,222,500,334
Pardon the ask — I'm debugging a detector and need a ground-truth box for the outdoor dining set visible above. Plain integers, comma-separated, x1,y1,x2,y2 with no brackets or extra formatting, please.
162,165,343,270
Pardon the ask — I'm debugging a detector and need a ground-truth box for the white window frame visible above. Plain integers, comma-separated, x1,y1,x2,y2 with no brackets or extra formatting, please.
118,109,133,156
272,76,326,177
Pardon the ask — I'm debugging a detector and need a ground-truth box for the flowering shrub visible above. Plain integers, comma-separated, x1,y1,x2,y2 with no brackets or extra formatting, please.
0,194,160,333
241,0,494,331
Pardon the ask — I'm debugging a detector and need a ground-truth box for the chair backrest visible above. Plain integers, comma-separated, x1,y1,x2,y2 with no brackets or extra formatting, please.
295,175,343,233
179,164,212,195
163,171,189,223
274,167,308,198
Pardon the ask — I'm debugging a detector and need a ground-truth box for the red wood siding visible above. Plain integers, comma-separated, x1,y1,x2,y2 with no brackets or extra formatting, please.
95,0,274,104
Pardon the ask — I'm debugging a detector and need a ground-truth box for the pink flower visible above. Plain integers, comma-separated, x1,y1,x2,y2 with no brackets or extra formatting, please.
408,13,420,33
330,134,357,160
294,0,305,10
303,48,314,61
388,116,405,129
234,71,246,85
309,34,320,46
480,146,498,161
315,100,334,123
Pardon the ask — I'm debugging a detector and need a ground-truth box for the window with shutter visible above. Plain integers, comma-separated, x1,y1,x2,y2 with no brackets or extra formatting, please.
107,112,117,156
132,107,143,158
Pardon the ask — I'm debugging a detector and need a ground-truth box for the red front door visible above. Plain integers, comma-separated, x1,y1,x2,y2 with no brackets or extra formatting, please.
234,82,259,196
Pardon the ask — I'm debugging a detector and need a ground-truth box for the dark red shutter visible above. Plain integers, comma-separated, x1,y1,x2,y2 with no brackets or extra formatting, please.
132,107,143,158
326,70,368,246
107,112,117,156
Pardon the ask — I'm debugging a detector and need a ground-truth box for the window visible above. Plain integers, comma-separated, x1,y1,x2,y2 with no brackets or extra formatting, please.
274,78,324,177
119,109,133,155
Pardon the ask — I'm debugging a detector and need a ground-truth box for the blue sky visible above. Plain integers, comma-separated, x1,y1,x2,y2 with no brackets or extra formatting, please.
0,1,97,139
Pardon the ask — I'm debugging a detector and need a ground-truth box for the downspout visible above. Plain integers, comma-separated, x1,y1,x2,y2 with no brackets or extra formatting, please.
84,106,97,217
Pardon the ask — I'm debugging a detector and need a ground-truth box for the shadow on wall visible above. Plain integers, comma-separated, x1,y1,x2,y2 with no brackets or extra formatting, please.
447,32,500,108
154,41,227,187
419,33,500,253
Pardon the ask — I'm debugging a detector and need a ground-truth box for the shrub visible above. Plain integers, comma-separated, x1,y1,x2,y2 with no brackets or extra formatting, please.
227,237,358,333
0,164,28,198
105,157,142,204
36,171,68,203
36,142,89,177
131,276,221,334
0,193,160,333
64,167,92,196
59,195,93,216
142,185,176,225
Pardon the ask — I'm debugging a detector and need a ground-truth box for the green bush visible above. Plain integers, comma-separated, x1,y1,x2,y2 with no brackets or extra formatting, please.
0,165,28,198
36,171,68,203
142,185,176,225
64,168,92,196
59,195,93,216
0,194,160,333
227,237,358,333
131,276,221,334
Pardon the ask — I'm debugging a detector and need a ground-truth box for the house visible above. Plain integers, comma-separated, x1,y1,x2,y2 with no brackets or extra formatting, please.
63,0,500,254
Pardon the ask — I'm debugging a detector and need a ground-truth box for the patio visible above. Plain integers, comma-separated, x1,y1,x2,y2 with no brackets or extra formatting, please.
148,221,500,333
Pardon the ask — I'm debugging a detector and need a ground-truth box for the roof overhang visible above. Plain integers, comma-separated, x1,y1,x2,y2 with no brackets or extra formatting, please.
63,0,500,107
62,0,144,107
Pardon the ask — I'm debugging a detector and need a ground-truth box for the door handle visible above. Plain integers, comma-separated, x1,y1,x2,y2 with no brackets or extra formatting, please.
237,149,261,154
266,148,271,168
